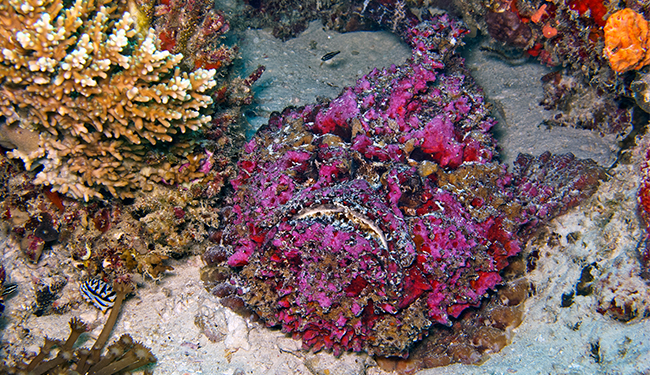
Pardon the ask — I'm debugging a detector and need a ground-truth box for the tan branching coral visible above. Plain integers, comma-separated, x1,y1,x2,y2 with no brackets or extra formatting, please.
0,0,217,200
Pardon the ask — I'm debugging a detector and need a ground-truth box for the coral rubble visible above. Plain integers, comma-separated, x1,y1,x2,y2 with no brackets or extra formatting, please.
0,150,221,282
539,69,631,134
235,0,361,41
210,14,604,357
0,0,217,200
233,0,421,40
1,281,156,375
151,0,238,71
637,133,650,280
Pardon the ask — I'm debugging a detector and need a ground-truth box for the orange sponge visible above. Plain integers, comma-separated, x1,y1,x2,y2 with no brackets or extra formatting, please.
604,8,650,73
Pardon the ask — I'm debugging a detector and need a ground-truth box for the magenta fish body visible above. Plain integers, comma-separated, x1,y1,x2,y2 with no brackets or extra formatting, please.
220,15,603,357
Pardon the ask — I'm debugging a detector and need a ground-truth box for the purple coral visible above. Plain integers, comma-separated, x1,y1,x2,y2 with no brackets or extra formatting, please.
219,14,603,357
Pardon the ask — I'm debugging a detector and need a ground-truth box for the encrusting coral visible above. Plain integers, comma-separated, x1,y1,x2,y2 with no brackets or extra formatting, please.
0,0,217,201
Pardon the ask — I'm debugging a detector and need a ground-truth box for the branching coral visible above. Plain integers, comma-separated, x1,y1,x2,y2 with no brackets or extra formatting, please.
0,0,217,201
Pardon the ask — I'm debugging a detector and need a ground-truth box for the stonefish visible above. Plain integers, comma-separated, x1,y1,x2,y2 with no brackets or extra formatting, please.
215,14,603,357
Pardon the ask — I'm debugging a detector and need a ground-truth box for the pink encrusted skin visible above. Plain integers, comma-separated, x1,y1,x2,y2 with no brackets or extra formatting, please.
218,15,604,357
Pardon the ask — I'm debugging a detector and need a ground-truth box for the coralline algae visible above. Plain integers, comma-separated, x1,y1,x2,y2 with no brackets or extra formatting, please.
217,15,604,357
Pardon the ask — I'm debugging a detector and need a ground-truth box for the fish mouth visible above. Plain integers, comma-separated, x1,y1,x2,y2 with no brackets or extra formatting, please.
293,202,389,253
270,179,416,269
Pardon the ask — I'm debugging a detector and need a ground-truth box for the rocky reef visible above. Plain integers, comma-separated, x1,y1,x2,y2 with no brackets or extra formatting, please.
636,132,650,280
233,0,639,136
0,150,227,286
151,0,238,71
207,14,605,358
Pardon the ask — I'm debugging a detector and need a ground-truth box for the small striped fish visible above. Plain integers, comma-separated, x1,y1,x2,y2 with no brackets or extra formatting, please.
321,50,341,61
1,283,17,298
80,279,116,312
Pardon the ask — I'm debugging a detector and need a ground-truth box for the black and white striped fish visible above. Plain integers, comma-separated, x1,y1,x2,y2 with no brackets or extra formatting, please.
80,279,116,312
321,50,341,61
1,283,17,298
